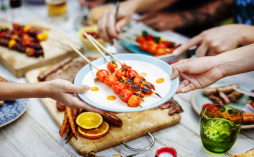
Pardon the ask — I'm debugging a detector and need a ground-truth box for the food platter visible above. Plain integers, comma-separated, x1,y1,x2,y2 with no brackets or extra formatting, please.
74,54,179,113
118,28,186,62
191,79,254,129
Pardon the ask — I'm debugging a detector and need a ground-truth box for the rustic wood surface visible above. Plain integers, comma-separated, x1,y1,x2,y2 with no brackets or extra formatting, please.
0,1,254,157
25,60,181,155
0,19,81,78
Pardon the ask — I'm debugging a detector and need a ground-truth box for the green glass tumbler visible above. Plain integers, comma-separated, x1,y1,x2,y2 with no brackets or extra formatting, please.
200,105,243,153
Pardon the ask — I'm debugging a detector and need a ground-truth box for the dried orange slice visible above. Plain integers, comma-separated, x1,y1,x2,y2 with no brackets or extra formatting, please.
76,112,103,129
78,121,109,139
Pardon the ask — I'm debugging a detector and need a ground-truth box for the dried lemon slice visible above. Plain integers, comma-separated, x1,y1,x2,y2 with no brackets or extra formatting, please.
78,121,109,139
76,112,103,129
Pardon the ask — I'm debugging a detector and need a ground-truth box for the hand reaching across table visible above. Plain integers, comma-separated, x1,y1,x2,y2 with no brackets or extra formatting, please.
0,79,89,109
173,24,254,57
97,0,178,42
171,43,254,93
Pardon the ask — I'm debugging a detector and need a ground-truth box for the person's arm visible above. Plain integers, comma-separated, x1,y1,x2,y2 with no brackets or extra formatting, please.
0,79,89,109
170,43,254,93
173,24,254,57
0,82,47,99
136,0,233,31
98,0,177,42
218,44,254,77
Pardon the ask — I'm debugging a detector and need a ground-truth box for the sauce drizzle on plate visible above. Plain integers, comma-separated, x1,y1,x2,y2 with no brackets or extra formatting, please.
90,86,99,91
156,78,164,84
107,95,116,101
139,72,147,77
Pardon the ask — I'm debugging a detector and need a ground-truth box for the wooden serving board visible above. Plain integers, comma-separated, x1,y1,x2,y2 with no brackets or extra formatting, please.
0,19,81,78
25,63,181,155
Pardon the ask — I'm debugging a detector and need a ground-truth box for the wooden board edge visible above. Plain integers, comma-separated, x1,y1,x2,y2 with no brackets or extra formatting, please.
75,113,181,155
0,57,17,77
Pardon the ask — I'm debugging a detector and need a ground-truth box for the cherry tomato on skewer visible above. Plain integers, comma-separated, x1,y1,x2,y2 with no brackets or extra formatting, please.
107,61,118,73
126,70,138,79
96,69,109,82
165,48,174,54
125,77,134,86
112,81,127,95
136,91,144,99
115,68,126,80
136,36,146,43
156,43,166,49
140,42,148,52
121,63,132,72
140,81,155,94
155,48,166,56
128,95,142,107
104,74,118,87
133,75,146,87
119,89,132,103
127,84,140,95
146,34,154,40
146,39,156,46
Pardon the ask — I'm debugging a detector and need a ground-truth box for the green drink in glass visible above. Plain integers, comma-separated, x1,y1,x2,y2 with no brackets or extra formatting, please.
200,105,243,153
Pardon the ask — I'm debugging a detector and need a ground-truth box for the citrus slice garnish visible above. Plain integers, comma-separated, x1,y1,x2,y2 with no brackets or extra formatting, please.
78,121,109,139
76,112,103,129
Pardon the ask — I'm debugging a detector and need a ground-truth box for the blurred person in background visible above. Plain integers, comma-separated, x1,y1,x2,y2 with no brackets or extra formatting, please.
173,0,254,57
137,0,233,37
79,0,124,8
98,0,254,57
97,0,234,41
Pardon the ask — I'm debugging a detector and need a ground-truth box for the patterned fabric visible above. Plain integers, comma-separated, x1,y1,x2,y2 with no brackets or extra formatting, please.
234,0,254,25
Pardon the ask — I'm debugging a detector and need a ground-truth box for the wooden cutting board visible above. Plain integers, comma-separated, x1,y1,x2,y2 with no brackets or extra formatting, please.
25,64,181,155
0,19,81,78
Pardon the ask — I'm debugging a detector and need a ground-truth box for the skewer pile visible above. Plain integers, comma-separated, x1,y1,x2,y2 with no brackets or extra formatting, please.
0,23,47,57
69,33,162,108
120,28,181,56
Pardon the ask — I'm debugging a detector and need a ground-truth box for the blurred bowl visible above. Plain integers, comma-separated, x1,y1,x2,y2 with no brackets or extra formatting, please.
78,25,106,51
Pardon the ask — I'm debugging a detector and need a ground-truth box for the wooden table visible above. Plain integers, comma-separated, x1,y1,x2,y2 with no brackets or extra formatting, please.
0,1,253,157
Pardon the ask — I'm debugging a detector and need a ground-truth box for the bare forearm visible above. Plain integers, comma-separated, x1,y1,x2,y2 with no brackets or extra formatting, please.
217,43,254,77
239,25,254,45
121,0,177,13
178,0,233,28
0,82,49,100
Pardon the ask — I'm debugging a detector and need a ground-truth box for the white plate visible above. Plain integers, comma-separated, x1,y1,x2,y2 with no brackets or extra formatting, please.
74,54,179,112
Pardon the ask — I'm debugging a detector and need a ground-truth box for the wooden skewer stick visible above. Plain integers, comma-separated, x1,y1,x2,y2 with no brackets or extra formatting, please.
68,43,99,71
119,36,140,46
120,33,136,40
122,27,139,35
87,35,119,72
84,33,111,63
151,89,162,98
87,34,124,65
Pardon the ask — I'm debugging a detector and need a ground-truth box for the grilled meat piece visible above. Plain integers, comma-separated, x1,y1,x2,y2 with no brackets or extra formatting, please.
208,95,224,105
